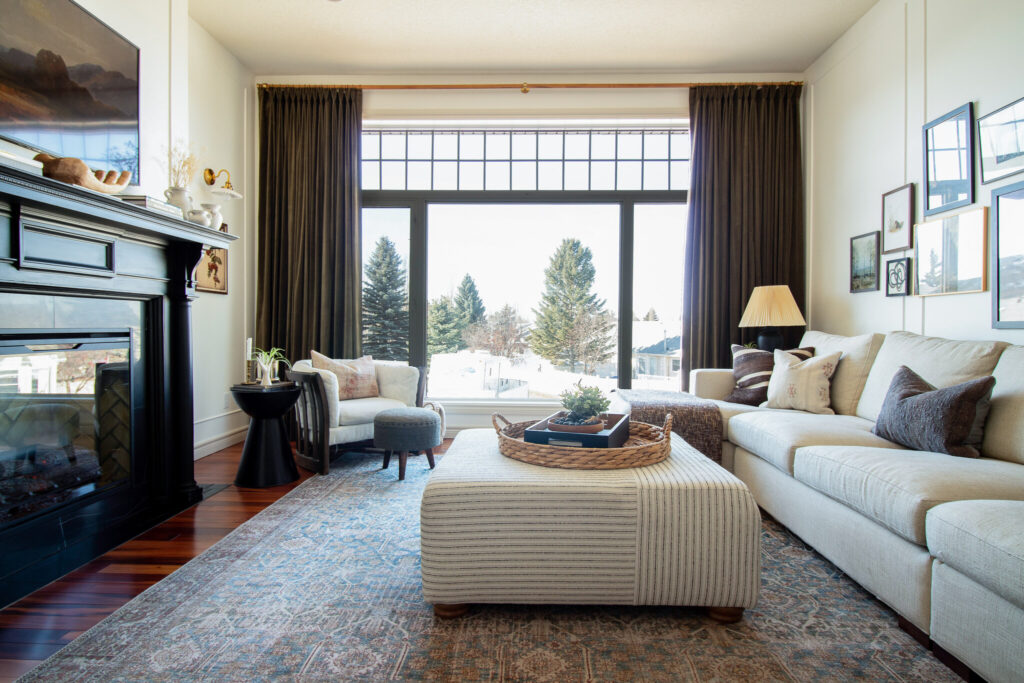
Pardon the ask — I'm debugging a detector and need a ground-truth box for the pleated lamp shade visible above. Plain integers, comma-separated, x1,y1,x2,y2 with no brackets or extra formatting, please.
738,285,806,328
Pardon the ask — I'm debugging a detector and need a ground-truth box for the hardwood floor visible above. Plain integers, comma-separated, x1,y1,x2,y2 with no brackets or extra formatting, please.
0,441,449,681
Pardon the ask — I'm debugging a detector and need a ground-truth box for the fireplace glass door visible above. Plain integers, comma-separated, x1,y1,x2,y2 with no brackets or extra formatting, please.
0,332,132,527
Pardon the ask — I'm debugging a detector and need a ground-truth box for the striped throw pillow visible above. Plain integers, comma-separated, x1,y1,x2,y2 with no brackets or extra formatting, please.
724,345,815,406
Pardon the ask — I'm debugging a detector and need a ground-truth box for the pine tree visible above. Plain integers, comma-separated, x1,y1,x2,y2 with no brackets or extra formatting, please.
485,304,530,360
643,307,659,321
427,296,462,357
453,274,486,349
361,236,408,360
530,238,615,373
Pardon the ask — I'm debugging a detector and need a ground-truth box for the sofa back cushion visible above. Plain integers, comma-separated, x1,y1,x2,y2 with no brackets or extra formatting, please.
855,331,1007,422
799,331,884,415
982,344,1024,464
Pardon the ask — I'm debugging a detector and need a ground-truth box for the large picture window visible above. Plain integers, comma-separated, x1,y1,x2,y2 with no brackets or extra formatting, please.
360,125,688,400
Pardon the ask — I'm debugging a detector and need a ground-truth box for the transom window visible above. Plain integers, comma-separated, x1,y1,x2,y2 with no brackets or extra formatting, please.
361,129,691,192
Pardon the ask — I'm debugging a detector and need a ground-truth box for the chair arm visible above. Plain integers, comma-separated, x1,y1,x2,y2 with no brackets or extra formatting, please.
423,400,446,437
291,360,341,426
374,362,421,406
689,368,735,400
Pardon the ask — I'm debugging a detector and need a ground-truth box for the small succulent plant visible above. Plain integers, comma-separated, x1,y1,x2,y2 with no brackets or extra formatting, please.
556,381,611,425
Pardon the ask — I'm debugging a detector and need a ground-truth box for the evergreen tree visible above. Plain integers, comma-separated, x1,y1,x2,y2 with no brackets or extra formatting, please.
453,274,486,349
530,238,615,372
643,307,659,321
427,296,462,357
361,236,408,360
484,304,530,360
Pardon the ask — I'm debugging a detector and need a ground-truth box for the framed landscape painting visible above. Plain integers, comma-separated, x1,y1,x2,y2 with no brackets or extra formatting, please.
978,96,1024,185
915,208,987,296
850,231,880,293
882,183,914,253
992,179,1024,328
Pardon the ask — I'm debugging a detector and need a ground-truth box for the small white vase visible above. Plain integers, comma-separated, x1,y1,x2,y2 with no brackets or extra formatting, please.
186,209,212,227
201,203,223,230
258,361,273,387
164,186,193,215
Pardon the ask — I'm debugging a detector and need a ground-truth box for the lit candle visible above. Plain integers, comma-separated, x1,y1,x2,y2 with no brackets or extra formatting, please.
245,337,252,358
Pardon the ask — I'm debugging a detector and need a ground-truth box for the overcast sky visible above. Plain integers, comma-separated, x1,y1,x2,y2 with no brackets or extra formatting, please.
362,203,685,322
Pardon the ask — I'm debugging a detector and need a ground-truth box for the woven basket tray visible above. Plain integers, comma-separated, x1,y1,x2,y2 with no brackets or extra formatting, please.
491,413,673,470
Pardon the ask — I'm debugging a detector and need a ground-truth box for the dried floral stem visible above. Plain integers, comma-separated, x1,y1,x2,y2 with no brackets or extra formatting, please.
168,144,198,188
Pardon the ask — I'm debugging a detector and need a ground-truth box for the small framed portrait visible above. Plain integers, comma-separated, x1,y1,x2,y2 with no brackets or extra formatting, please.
881,183,914,253
196,223,229,294
886,257,911,297
850,231,880,293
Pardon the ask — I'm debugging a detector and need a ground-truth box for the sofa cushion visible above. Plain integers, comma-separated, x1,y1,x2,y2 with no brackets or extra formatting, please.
926,500,1024,610
794,446,1024,545
724,345,814,405
799,331,884,415
762,349,842,414
708,400,766,439
338,396,406,426
873,366,996,458
855,331,1006,422
983,344,1024,464
728,411,900,475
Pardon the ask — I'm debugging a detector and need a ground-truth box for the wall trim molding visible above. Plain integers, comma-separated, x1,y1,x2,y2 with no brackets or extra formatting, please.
194,425,247,459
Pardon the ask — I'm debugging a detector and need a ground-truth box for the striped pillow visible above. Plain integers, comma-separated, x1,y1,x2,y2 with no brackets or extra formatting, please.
724,345,815,406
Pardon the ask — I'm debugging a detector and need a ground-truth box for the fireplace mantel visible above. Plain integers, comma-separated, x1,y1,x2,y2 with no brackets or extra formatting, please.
0,165,237,606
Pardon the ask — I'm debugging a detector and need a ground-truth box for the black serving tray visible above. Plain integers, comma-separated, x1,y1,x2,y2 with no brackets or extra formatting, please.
524,412,629,448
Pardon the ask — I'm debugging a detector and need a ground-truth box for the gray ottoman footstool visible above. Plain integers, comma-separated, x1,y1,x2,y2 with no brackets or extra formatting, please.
374,407,442,480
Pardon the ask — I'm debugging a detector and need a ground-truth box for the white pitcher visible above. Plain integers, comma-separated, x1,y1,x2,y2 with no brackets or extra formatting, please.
164,186,193,215
201,203,223,230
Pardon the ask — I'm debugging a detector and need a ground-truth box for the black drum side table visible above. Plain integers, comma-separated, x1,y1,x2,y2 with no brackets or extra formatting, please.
231,382,301,488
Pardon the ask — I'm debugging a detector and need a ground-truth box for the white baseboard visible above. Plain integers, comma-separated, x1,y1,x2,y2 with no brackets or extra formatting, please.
194,425,248,459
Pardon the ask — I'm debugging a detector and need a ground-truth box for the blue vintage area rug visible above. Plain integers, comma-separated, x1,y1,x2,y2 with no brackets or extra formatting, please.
21,451,955,682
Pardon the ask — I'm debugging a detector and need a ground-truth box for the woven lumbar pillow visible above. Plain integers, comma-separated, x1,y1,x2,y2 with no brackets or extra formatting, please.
872,365,996,458
761,349,843,414
725,345,814,405
311,350,380,400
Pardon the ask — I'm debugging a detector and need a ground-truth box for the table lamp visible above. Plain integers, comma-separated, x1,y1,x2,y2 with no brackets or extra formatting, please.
738,285,806,351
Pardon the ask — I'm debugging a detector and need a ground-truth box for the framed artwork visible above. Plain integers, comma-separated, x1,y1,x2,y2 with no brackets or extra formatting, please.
991,179,1024,328
850,231,880,293
915,208,988,296
923,103,975,216
196,223,228,294
978,96,1024,185
882,183,915,253
886,257,911,297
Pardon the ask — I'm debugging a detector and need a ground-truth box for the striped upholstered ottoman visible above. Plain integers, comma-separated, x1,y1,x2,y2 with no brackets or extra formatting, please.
420,429,761,621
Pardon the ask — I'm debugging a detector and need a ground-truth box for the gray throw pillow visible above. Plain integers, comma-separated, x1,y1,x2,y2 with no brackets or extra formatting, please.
724,345,814,406
872,365,996,458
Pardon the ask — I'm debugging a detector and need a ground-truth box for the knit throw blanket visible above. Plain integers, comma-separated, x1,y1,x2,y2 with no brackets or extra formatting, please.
613,389,723,463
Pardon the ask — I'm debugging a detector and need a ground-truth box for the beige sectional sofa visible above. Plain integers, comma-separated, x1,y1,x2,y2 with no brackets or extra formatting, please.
690,330,1024,683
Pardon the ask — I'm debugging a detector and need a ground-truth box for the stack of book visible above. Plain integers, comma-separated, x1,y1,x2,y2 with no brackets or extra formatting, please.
118,194,184,219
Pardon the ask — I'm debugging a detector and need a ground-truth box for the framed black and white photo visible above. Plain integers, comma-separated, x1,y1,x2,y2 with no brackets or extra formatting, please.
923,103,974,216
850,231,880,293
882,183,915,253
915,207,988,296
886,257,911,297
992,179,1024,328
978,96,1024,185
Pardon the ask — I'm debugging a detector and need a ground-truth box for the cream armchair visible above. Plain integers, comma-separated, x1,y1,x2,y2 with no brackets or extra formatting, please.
288,360,444,474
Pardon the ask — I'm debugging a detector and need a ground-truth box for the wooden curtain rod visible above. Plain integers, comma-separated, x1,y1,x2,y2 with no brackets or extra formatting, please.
256,80,802,93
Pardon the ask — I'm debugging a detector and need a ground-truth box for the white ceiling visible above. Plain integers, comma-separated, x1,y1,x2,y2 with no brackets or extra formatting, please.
188,0,878,76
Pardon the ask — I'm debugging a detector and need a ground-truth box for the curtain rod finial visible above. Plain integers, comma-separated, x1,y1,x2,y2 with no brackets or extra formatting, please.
521,82,530,94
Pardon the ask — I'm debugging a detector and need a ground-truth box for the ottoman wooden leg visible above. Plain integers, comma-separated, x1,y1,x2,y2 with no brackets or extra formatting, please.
398,451,408,480
425,447,435,469
707,606,744,623
433,603,468,619
383,450,391,470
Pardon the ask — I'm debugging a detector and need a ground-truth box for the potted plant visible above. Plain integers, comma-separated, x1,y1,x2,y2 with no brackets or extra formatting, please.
548,381,611,433
253,347,290,387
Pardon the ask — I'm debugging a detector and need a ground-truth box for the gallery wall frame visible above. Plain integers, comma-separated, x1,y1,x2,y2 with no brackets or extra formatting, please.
978,96,1024,185
915,207,988,297
886,257,911,297
850,231,880,293
196,223,229,294
991,179,1024,328
881,183,915,253
923,103,975,217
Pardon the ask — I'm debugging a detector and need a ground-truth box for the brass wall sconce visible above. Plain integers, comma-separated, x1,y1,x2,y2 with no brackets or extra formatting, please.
203,167,243,199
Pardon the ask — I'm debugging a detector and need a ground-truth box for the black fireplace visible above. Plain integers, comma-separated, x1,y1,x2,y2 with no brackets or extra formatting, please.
0,165,235,605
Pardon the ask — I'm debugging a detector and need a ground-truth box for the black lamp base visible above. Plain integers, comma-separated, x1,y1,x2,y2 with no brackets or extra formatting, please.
757,327,784,352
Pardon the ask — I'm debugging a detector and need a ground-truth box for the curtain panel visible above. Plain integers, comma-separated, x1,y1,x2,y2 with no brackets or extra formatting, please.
256,87,362,362
682,84,805,383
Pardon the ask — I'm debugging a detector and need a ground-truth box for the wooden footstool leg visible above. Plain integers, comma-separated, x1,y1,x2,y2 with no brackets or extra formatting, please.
398,451,408,480
433,603,468,619
383,450,392,470
425,447,435,469
707,606,744,623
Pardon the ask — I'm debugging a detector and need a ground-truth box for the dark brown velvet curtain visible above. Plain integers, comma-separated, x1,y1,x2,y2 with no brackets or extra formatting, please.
256,87,362,362
682,84,805,383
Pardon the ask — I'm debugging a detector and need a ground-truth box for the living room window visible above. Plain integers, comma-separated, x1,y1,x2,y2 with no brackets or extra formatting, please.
360,124,688,400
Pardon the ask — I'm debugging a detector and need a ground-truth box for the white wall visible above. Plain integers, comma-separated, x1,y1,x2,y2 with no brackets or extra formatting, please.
804,0,1024,344
188,19,256,456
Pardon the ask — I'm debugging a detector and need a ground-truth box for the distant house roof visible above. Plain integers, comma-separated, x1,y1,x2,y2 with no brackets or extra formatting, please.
635,335,680,355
